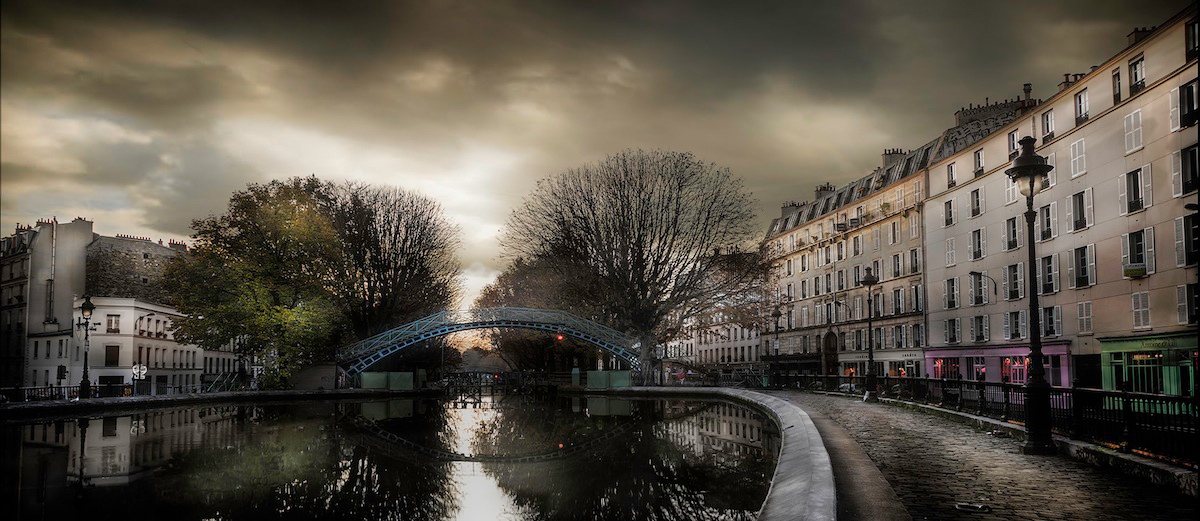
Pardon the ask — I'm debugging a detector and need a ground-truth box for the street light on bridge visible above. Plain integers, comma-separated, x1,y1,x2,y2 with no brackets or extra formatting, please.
859,267,879,401
1005,135,1056,455
76,296,96,399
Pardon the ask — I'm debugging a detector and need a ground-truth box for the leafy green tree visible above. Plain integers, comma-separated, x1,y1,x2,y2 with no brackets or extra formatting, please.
165,177,344,385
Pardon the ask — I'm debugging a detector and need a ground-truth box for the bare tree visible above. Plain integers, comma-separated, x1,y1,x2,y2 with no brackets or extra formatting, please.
328,183,463,339
501,149,765,379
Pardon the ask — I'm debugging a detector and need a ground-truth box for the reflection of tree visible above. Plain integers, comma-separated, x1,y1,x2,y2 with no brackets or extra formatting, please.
474,398,771,521
136,402,458,521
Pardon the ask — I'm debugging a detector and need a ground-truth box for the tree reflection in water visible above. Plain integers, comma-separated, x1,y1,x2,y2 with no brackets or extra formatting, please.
467,397,773,521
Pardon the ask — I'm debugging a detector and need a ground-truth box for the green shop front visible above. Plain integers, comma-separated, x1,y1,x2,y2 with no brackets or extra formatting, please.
1100,332,1198,396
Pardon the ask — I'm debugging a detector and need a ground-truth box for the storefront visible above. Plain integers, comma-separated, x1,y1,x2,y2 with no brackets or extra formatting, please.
840,349,924,378
922,341,1071,385
1099,332,1197,396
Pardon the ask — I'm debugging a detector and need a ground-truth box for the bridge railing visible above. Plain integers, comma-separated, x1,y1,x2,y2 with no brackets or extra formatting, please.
774,374,1198,469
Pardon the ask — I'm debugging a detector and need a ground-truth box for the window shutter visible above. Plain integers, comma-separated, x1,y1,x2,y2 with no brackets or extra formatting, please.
1179,286,1189,324
1054,307,1062,337
1177,217,1187,267
942,281,948,308
979,190,985,213
1119,173,1128,215
980,228,987,257
1066,195,1075,230
899,291,905,313
1087,244,1097,285
953,277,960,305
1002,268,1010,299
1124,113,1136,153
1174,151,1185,197
940,203,945,228
982,315,990,340
1016,218,1022,248
1146,226,1155,274
1121,233,1131,269
1068,250,1076,289
1051,253,1060,292
1046,153,1057,186
1049,201,1058,238
1019,310,1028,339
1003,312,1011,340
1085,188,1094,226
1170,87,1181,131
1017,262,1025,299
968,276,976,304
970,316,977,340
943,320,949,343
1133,110,1142,149
1142,164,1152,208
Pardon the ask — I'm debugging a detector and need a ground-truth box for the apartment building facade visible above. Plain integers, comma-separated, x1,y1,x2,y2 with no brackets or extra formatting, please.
762,145,933,380
923,11,1198,394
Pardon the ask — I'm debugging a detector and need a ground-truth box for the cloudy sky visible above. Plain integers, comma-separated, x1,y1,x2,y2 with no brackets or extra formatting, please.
1,0,1191,304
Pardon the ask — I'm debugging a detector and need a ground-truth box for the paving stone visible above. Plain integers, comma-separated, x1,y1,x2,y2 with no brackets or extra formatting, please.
770,391,1197,521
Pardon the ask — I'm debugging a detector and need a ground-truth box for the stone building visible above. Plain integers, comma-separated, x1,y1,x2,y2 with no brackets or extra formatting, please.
923,10,1198,394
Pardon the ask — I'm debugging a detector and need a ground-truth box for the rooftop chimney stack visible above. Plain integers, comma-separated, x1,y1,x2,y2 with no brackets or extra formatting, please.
1128,26,1155,45
882,148,906,168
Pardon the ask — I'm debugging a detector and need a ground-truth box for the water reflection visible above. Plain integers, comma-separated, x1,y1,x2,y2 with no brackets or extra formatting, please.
2,396,777,521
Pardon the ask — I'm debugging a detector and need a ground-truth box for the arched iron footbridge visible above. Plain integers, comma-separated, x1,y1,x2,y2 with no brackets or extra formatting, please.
337,307,642,375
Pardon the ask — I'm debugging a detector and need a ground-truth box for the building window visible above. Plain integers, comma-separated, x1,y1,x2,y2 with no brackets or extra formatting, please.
1004,217,1020,251
852,235,862,256
971,315,989,343
1004,310,1026,340
891,254,902,278
1008,130,1020,159
892,325,904,348
1112,68,1122,104
1003,263,1023,300
913,323,924,348
1075,89,1089,124
912,285,923,312
909,212,920,239
106,314,120,334
943,199,956,227
1004,175,1019,204
1037,202,1057,241
1132,291,1151,330
967,356,986,381
945,278,959,309
1177,214,1199,266
1068,189,1093,231
1179,284,1199,325
1069,138,1086,177
969,271,989,306
1042,306,1062,337
1121,227,1156,276
1175,145,1198,196
1120,166,1151,214
890,288,902,315
969,188,983,217
973,148,985,175
1123,110,1143,153
945,318,961,344
909,248,920,274
1069,244,1097,288
1188,17,1199,60
947,162,957,187
1039,253,1059,294
1129,56,1145,94
945,238,956,267
1041,110,1055,142
889,221,899,245
970,228,986,260
1077,301,1093,334
105,345,119,367
1174,79,1199,130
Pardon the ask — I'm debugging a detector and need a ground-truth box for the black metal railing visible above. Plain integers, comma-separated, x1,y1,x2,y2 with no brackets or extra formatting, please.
1040,228,1053,241
0,382,207,403
769,375,1198,469
1127,198,1144,213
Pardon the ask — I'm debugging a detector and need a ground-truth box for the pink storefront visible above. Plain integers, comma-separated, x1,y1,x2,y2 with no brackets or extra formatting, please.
923,340,1072,386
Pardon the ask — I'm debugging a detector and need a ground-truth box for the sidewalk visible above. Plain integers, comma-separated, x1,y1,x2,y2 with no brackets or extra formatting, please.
771,391,1198,521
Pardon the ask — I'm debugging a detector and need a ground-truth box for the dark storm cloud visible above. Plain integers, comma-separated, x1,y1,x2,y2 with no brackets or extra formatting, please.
1,0,1192,300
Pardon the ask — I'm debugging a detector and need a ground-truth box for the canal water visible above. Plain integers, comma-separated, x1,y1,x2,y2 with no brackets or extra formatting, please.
2,396,779,520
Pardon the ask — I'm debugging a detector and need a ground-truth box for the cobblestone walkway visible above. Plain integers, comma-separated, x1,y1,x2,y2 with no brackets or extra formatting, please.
772,391,1197,521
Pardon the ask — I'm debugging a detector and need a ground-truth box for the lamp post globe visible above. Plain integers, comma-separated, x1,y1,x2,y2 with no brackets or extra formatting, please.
859,267,880,401
78,295,95,399
1004,136,1057,455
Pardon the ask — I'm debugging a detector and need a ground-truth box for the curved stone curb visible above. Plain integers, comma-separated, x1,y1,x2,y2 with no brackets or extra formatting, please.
598,387,837,521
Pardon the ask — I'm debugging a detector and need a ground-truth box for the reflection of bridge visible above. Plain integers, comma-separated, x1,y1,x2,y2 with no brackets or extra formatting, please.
349,416,638,464
348,400,718,464
337,308,642,375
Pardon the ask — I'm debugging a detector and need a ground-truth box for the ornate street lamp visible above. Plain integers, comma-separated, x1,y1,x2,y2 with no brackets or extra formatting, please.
77,296,96,399
1005,136,1056,455
859,267,879,401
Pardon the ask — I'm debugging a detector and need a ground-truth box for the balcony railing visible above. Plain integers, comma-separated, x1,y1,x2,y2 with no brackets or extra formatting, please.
1076,275,1091,287
1040,228,1053,241
1127,198,1144,213
767,375,1199,469
1006,239,1018,250
1041,132,1055,144
1076,113,1089,125
1073,218,1088,231
1130,80,1145,95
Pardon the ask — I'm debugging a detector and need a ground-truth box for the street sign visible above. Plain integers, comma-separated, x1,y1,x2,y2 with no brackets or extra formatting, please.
132,364,148,380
